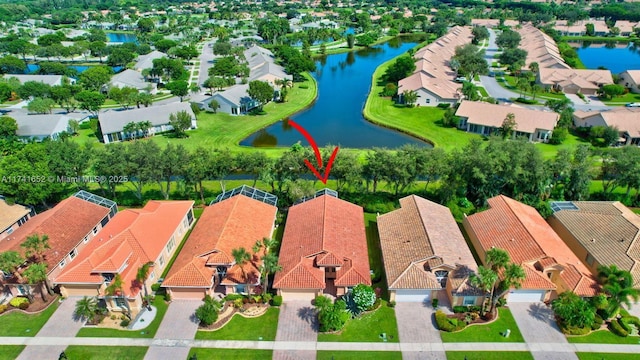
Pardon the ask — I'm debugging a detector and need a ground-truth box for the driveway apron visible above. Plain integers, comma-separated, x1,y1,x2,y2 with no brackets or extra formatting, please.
273,301,318,360
17,297,85,360
144,300,201,360
395,303,446,360
509,303,578,360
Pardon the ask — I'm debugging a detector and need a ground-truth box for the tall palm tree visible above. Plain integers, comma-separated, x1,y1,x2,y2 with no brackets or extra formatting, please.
598,265,640,318
485,248,509,273
23,263,49,302
231,247,252,294
492,263,526,313
528,62,539,75
136,262,155,303
74,296,98,322
0,251,25,282
21,234,50,263
469,266,498,316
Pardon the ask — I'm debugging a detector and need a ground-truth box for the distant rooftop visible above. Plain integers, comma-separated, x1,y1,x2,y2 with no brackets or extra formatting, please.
293,188,338,205
211,185,278,207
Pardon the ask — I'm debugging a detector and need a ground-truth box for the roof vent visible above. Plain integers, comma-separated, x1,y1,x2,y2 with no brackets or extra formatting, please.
110,235,113,238
591,239,596,243
510,238,515,242
620,239,625,243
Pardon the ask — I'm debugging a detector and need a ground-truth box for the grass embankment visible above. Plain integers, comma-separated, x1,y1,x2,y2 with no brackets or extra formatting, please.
195,307,279,341
365,213,388,300
363,59,476,151
64,346,148,360
0,300,59,336
562,35,636,42
74,73,318,156
601,92,640,105
440,308,524,343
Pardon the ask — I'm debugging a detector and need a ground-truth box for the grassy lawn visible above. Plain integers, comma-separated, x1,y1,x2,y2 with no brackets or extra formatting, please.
317,351,402,359
195,307,279,341
577,353,640,360
75,295,168,338
501,75,567,101
364,59,478,150
601,92,640,105
318,300,399,342
64,346,147,360
0,300,59,336
447,351,534,360
477,86,489,97
440,308,524,343
188,348,272,359
364,213,388,299
0,346,25,360
567,330,640,344
535,129,587,159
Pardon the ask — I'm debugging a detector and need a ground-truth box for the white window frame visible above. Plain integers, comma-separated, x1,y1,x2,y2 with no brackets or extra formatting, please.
69,248,77,260
83,235,89,244
5,227,13,235
166,236,176,253
59,259,66,268
158,255,165,266
585,253,596,267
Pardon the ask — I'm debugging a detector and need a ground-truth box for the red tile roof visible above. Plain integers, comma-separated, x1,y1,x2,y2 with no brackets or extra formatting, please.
0,196,110,271
273,195,371,290
162,195,277,288
464,195,598,297
54,200,194,298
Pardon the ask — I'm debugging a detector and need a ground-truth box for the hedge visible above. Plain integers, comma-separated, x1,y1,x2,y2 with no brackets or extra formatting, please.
435,310,466,332
619,317,632,333
609,319,629,337
452,305,482,313
591,314,604,330
271,295,283,307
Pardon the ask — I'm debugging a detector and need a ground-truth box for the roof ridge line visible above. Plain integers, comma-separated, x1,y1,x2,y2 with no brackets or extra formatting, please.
411,196,436,256
500,196,547,260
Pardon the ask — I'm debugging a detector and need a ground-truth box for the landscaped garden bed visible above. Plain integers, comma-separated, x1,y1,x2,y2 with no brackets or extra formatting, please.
439,308,524,342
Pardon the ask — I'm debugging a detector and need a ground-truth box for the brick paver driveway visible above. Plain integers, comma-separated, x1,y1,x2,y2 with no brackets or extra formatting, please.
16,297,85,360
144,300,201,360
509,302,578,360
395,302,446,360
273,301,317,360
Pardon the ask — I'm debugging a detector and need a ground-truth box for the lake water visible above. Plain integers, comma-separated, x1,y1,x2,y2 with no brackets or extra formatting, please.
573,41,640,74
25,64,123,75
106,32,138,43
241,36,431,148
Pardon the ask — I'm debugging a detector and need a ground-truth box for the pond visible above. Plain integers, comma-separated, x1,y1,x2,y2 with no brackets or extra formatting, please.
106,32,138,43
25,64,123,75
572,41,640,74
241,36,431,149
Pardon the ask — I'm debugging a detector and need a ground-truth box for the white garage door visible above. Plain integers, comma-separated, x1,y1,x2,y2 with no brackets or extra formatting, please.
394,289,431,303
508,290,545,303
280,290,316,302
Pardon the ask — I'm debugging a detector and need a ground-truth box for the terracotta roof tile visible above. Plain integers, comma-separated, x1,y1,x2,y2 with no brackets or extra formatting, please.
273,195,370,290
0,199,31,233
464,195,598,297
162,195,276,288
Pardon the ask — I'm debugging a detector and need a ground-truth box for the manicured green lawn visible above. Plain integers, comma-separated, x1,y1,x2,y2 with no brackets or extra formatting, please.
64,346,147,360
447,351,534,360
188,348,272,359
317,351,402,359
364,59,476,151
318,301,399,342
75,295,168,338
364,213,388,299
0,345,25,360
0,300,59,336
477,86,489,97
535,130,587,159
601,92,640,105
195,307,279,340
440,308,524,343
567,330,640,344
577,353,640,360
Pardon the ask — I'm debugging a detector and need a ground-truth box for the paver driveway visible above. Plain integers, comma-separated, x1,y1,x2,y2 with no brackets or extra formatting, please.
144,300,201,360
273,301,317,360
395,303,446,360
16,297,85,360
509,302,578,360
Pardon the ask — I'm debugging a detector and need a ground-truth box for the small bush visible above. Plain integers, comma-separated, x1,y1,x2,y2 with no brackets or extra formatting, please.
591,314,604,330
0,304,7,314
164,292,171,302
432,298,439,308
621,315,640,329
298,85,309,89
609,319,629,337
233,298,243,309
388,301,396,308
618,317,632,333
563,325,591,335
10,297,29,308
435,310,466,332
453,306,467,313
262,293,272,304
224,293,243,301
271,295,283,306
151,284,161,292
515,97,538,105
437,103,451,109
120,319,130,327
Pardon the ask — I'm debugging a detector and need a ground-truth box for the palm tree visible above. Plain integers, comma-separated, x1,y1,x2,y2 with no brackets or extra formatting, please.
469,266,498,316
138,121,152,138
516,77,530,98
528,62,539,76
74,296,98,322
252,237,282,292
491,263,526,313
136,262,155,306
21,234,50,263
23,263,49,302
531,84,542,101
231,247,252,294
485,248,509,272
402,90,418,107
597,265,640,318
0,251,25,282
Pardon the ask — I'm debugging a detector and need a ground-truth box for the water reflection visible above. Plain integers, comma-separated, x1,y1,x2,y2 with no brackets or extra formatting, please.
574,41,640,73
251,129,277,147
282,118,293,132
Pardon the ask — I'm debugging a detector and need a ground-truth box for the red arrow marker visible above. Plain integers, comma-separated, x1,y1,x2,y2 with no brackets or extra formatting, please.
287,119,339,184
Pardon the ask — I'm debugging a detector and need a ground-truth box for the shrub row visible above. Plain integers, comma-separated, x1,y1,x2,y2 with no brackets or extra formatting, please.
435,310,466,332
515,97,538,105
609,319,629,337
591,314,604,330
452,305,482,313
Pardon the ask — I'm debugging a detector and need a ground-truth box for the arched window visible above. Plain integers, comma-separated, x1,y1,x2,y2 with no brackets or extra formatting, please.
435,270,448,287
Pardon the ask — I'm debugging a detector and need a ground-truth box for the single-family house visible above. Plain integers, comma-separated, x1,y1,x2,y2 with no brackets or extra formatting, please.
107,69,156,94
243,45,292,86
397,73,461,107
455,101,559,142
614,21,638,37
163,186,277,299
273,190,371,302
133,50,167,72
3,74,74,86
463,195,599,302
199,84,260,115
53,200,194,314
0,196,34,241
537,68,613,95
99,102,197,144
619,70,640,93
548,201,640,289
378,195,483,306
0,191,116,299
573,107,640,145
13,113,75,141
